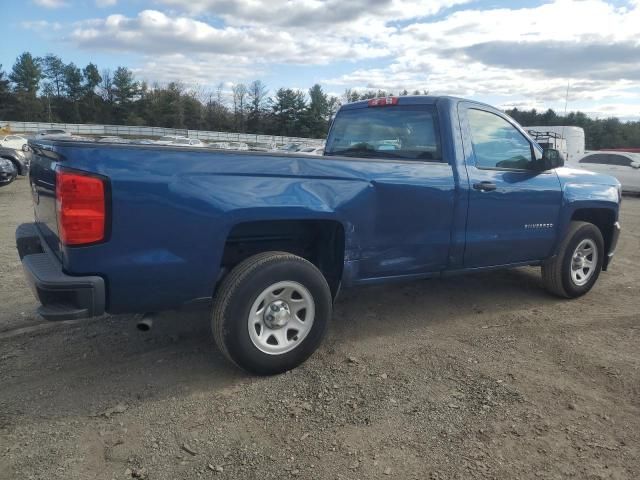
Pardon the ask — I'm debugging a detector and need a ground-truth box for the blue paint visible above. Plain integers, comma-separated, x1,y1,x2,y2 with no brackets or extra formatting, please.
28,96,621,314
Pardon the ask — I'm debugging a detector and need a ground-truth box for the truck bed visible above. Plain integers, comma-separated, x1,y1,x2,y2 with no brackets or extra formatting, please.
28,138,456,314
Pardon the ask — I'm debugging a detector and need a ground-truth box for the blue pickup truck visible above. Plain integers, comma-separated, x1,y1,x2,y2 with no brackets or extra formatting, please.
17,96,621,374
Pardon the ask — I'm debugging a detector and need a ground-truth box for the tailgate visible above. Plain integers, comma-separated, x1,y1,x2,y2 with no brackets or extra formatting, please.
29,145,62,260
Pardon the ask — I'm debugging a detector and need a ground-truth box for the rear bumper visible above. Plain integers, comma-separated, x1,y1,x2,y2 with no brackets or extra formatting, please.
16,223,105,321
603,221,621,271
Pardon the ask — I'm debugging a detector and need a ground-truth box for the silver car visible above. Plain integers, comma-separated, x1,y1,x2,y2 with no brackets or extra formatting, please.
36,129,71,138
575,151,640,193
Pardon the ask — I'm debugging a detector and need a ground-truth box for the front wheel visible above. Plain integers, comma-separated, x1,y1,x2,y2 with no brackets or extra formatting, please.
212,252,332,375
542,221,604,298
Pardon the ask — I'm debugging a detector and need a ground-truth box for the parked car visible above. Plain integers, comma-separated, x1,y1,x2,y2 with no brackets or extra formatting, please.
156,135,187,145
96,136,130,144
0,134,29,152
36,129,71,138
19,95,621,376
574,151,640,193
208,142,230,150
171,138,205,147
250,142,276,152
298,146,324,155
277,143,303,152
0,158,17,186
0,147,30,176
227,142,249,151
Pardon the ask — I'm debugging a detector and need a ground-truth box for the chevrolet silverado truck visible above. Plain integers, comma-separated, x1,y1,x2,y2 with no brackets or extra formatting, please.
17,96,621,375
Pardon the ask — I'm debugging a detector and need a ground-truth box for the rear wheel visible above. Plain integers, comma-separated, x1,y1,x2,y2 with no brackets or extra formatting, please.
542,221,604,298
212,252,332,375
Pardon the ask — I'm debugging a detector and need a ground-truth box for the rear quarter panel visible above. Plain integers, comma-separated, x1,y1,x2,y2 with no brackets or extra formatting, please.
41,142,457,314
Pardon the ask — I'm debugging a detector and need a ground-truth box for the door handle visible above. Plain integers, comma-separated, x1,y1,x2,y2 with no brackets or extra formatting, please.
473,181,497,192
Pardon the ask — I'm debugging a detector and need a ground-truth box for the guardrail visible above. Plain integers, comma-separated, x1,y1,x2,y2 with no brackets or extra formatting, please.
0,121,324,147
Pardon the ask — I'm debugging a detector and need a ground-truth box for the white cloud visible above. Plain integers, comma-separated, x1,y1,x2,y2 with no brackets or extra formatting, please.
70,10,388,64
32,0,67,7
96,0,117,7
22,20,63,31
23,0,640,118
323,0,640,116
157,0,470,27
133,53,260,86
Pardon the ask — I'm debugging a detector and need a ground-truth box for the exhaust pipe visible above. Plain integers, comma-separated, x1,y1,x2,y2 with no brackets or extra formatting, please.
137,314,153,332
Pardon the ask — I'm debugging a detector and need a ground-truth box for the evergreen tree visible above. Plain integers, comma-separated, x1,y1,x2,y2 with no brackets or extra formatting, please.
9,53,43,120
10,52,42,94
83,63,102,95
303,84,330,138
80,63,103,123
271,88,307,136
42,54,66,97
0,64,13,119
112,66,139,123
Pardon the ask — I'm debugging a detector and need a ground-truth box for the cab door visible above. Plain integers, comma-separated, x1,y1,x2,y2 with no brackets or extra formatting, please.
459,104,562,268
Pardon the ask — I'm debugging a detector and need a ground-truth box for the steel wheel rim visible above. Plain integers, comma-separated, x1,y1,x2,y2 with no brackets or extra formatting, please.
570,238,597,286
248,281,315,355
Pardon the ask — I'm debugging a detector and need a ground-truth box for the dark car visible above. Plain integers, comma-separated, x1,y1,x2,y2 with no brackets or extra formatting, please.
0,158,17,186
0,147,30,176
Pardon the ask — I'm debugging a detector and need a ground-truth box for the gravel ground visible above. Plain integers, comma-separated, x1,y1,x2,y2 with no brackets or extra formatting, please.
1,177,639,480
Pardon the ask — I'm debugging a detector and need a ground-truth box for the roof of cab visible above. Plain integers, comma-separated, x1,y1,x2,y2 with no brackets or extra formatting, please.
338,95,493,111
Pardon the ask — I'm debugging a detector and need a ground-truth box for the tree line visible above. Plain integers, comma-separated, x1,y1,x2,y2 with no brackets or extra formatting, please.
0,52,430,139
1,51,638,146
0,52,345,138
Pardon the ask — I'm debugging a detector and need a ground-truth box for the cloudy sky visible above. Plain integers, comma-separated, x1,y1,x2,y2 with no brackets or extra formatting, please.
2,0,640,119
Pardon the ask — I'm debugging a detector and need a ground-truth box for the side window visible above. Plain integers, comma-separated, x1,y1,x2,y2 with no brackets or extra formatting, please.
607,154,631,167
467,109,534,170
580,154,618,165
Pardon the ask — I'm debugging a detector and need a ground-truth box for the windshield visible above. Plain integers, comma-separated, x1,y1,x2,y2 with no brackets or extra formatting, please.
325,105,442,161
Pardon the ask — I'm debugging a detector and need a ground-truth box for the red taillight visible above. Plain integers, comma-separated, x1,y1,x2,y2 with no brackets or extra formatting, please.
368,97,399,107
56,169,106,246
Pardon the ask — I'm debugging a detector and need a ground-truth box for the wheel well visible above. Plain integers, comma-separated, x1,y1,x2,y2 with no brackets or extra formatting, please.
571,208,616,254
221,220,345,297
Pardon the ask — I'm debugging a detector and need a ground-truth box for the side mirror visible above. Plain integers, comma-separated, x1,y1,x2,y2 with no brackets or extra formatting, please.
540,148,564,170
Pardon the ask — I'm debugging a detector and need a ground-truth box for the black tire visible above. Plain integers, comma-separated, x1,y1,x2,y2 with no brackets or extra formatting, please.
542,221,604,298
212,252,332,375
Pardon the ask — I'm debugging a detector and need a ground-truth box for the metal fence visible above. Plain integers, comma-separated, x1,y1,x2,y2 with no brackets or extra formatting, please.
0,121,324,147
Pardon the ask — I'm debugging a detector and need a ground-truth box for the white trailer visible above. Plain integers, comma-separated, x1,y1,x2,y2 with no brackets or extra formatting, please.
526,126,585,163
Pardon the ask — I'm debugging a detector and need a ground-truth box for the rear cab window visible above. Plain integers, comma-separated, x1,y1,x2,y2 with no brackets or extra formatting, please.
325,104,442,162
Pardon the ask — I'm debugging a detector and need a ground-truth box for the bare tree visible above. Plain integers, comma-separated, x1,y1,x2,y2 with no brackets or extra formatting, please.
247,80,268,132
232,83,248,132
99,69,114,103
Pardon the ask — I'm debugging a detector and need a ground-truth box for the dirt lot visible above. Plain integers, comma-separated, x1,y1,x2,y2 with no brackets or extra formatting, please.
1,176,639,480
